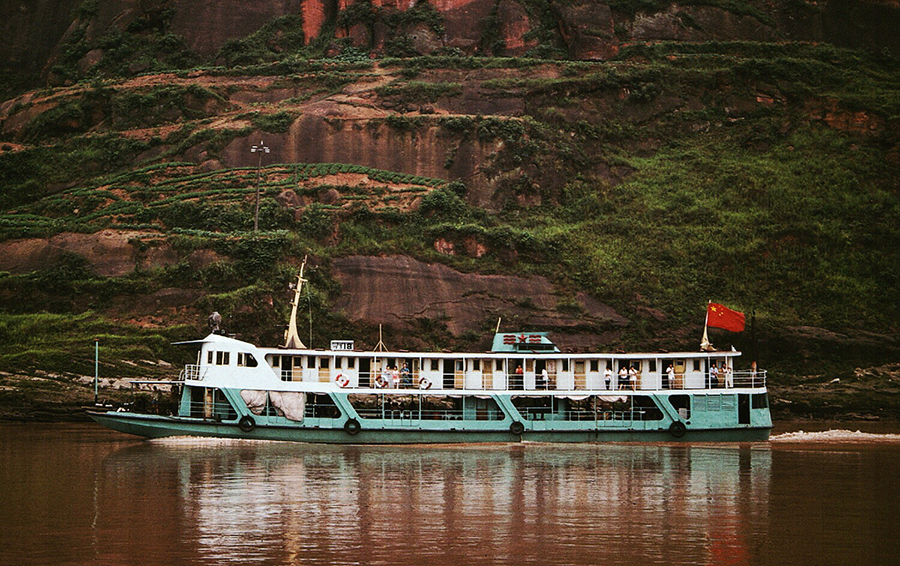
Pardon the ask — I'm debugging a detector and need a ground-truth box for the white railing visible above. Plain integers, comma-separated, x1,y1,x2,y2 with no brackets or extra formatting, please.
180,364,208,381
321,369,767,392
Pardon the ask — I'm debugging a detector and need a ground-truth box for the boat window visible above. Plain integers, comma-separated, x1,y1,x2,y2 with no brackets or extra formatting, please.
237,353,258,367
495,359,503,371
649,360,657,372
192,388,237,421
305,393,341,418
669,395,691,420
320,357,330,369
207,351,214,364
752,393,768,409
693,359,701,371
561,359,569,372
215,351,230,365
632,396,664,420
472,359,480,371
348,357,356,369
590,360,599,372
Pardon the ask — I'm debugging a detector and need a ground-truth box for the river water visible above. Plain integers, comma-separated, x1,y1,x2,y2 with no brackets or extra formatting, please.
1,423,898,566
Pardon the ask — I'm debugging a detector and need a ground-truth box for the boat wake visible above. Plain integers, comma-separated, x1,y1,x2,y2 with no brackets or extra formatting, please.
149,436,279,447
770,429,900,443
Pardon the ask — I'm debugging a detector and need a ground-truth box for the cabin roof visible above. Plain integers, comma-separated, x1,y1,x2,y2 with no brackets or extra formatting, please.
491,332,560,353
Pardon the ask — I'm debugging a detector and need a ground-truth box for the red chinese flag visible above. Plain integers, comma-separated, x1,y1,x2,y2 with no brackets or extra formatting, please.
707,303,745,332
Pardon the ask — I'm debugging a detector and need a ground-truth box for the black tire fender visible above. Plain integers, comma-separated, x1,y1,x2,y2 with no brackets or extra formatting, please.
669,421,687,438
510,421,525,436
238,415,256,433
344,418,362,436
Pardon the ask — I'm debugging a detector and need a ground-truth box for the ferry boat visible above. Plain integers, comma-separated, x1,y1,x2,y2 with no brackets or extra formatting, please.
89,264,772,443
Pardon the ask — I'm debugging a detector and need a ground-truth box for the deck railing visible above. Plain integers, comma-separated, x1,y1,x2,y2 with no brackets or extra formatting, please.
181,364,208,381
333,369,767,392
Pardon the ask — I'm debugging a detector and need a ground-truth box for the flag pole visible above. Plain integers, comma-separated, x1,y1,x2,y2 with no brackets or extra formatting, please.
700,300,713,351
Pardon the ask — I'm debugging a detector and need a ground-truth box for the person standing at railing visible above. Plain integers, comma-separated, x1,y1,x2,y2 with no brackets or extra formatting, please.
628,365,638,391
666,364,674,390
618,366,628,390
604,367,612,390
724,363,734,388
400,363,412,388
540,368,549,390
709,363,719,388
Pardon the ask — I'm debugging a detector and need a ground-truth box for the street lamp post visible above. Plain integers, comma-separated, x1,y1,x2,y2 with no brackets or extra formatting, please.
250,140,270,232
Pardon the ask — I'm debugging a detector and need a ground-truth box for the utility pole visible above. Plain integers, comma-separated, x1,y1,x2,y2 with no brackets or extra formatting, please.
250,140,270,232
94,339,99,405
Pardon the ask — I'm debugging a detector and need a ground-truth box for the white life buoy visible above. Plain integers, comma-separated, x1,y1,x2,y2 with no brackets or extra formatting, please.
334,373,350,388
418,377,432,390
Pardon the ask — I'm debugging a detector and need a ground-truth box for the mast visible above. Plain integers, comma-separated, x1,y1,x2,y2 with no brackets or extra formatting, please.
284,255,308,349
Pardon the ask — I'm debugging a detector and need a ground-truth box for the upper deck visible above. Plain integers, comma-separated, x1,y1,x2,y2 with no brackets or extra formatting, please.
186,334,766,393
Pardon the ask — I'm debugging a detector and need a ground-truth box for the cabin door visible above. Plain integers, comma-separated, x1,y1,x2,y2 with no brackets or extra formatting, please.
674,360,686,389
574,361,586,390
443,360,457,389
359,358,371,388
738,394,750,425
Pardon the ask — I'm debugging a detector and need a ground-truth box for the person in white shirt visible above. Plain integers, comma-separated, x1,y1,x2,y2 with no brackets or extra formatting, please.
666,364,675,390
724,364,734,388
709,363,719,388
628,365,638,391
618,366,628,390
604,367,613,390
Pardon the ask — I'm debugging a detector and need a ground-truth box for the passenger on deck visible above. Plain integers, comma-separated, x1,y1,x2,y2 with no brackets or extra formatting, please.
666,364,675,390
724,363,733,388
540,368,550,390
391,367,401,389
618,366,628,390
604,367,612,390
515,364,524,390
709,363,719,388
401,363,412,387
628,365,638,391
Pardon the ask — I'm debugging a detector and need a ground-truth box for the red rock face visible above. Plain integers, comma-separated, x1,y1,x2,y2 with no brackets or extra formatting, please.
553,1,619,60
497,0,536,55
331,255,626,336
169,0,304,56
302,0,330,43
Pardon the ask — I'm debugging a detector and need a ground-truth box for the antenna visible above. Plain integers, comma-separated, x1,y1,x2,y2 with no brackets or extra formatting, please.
284,255,308,349
495,317,502,334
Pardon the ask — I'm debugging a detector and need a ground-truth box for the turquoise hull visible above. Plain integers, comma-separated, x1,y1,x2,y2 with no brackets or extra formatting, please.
88,410,771,443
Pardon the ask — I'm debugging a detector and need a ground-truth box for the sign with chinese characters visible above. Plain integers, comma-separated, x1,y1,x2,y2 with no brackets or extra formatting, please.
330,340,354,351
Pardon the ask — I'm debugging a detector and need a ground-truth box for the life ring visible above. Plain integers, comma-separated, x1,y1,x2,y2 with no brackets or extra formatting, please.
510,421,525,435
418,377,432,390
669,421,687,438
238,415,256,433
344,418,361,436
374,375,388,388
334,373,350,388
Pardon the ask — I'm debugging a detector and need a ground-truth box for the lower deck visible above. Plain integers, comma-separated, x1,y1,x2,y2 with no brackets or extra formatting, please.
90,385,773,443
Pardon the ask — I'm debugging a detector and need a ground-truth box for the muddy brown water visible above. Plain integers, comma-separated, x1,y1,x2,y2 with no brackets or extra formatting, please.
1,423,898,566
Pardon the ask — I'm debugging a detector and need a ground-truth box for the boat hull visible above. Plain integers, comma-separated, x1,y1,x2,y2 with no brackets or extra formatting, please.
88,411,771,443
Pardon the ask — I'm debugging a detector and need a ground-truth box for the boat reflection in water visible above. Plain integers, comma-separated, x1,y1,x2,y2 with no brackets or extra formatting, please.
98,441,770,565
